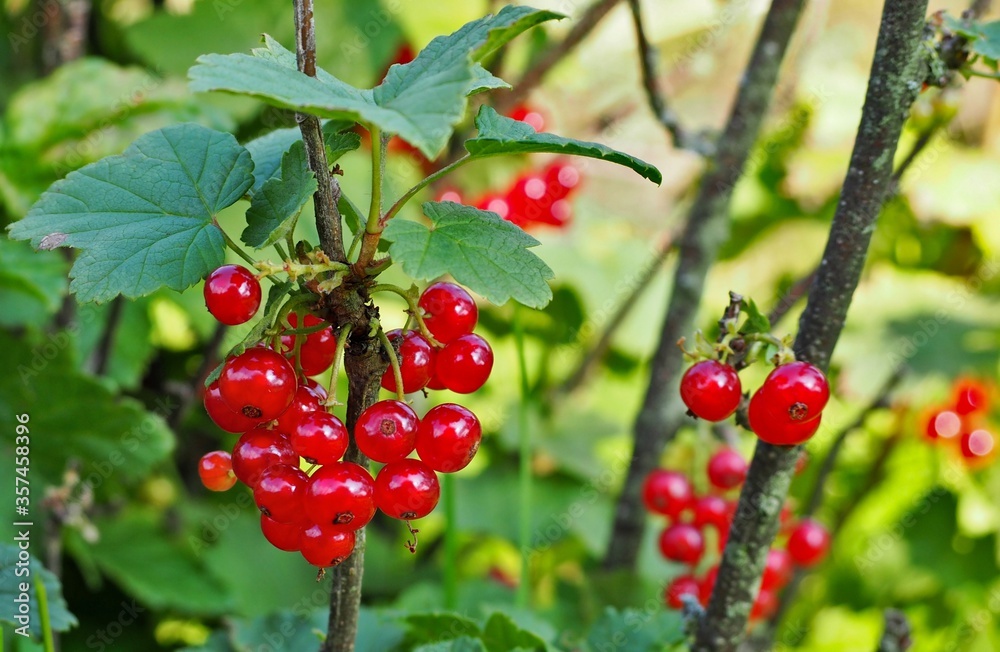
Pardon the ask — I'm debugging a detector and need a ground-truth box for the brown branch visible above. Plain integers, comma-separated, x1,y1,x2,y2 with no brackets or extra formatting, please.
294,0,347,265
167,323,227,431
877,609,914,652
969,0,992,18
693,1,930,648
627,0,712,154
88,297,124,376
605,0,809,572
494,0,624,114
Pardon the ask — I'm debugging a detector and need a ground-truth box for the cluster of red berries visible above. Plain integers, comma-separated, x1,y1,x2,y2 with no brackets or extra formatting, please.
680,359,831,446
458,158,580,231
198,268,492,568
642,452,831,620
922,378,995,465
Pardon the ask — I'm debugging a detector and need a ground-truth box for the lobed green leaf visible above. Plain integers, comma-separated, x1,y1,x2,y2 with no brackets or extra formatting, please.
242,140,317,248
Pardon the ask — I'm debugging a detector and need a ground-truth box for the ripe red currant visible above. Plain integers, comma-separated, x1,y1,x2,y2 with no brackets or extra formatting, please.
706,448,748,490
954,379,989,416
544,160,580,200
750,589,777,620
198,450,236,492
280,314,337,377
754,361,830,425
253,464,309,523
299,525,356,568
374,459,440,520
204,380,261,433
415,403,482,473
275,384,325,436
658,523,705,565
664,575,700,610
748,389,823,446
231,429,298,486
761,548,793,591
418,282,478,343
219,348,297,421
786,519,830,567
355,400,419,463
641,469,693,519
680,360,742,421
925,409,961,440
960,429,994,461
204,264,261,325
380,329,435,394
435,334,493,394
290,411,348,465
509,104,545,132
260,514,305,552
691,495,732,532
304,462,375,531
699,566,719,605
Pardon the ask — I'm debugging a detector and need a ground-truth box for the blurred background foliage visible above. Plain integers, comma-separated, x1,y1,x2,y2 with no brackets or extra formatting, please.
1,0,1000,650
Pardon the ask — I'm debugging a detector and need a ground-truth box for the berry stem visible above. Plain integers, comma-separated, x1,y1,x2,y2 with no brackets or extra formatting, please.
381,154,472,226
352,128,388,271
442,473,459,610
325,323,353,406
514,303,533,608
273,241,289,261
35,572,55,652
377,326,406,403
218,226,270,280
369,283,440,346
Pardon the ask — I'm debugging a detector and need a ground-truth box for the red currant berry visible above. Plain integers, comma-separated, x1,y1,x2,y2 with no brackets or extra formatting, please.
658,523,705,565
749,389,823,446
219,348,297,421
699,566,719,605
641,470,693,519
786,519,830,567
275,384,325,436
761,548,793,591
664,575,700,610
751,589,777,620
204,264,261,325
418,282,478,344
204,381,261,433
954,379,989,416
231,429,298,486
478,194,514,223
755,361,830,425
253,464,308,523
509,104,545,132
290,411,348,465
299,525,355,568
355,400,419,463
680,360,742,422
198,451,236,492
381,329,435,394
925,409,962,440
707,448,748,490
691,495,732,531
436,188,463,203
960,428,995,461
304,462,375,531
280,314,337,377
544,160,580,200
415,403,482,473
260,514,305,552
435,334,493,394
374,459,440,520
425,369,446,391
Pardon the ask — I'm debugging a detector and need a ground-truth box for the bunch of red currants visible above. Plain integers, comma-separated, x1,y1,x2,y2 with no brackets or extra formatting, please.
643,451,831,620
922,377,995,465
680,358,830,446
197,265,493,568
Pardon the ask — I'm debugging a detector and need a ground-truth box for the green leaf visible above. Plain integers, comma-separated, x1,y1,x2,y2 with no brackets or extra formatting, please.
405,613,481,644
481,612,547,652
468,64,511,96
86,510,234,615
7,124,253,303
585,607,685,652
321,120,363,162
242,141,317,248
190,8,560,159
384,201,553,308
465,106,662,184
244,121,359,197
740,297,771,335
0,330,175,486
0,544,77,638
339,192,366,237
972,20,1000,60
229,610,327,650
415,638,487,652
0,238,68,328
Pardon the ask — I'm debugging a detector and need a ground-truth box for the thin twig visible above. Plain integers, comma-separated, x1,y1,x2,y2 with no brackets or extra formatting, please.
167,324,226,430
494,0,625,114
627,0,712,154
294,0,347,264
89,297,124,376
877,609,914,652
969,0,992,19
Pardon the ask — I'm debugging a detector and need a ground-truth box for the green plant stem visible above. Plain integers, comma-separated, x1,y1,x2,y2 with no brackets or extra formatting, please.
381,155,472,225
325,324,352,405
35,574,55,652
605,0,808,572
367,127,384,234
377,326,406,402
514,303,532,608
693,0,929,648
219,227,263,271
965,68,1000,80
369,284,439,345
442,473,459,610
273,242,289,261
